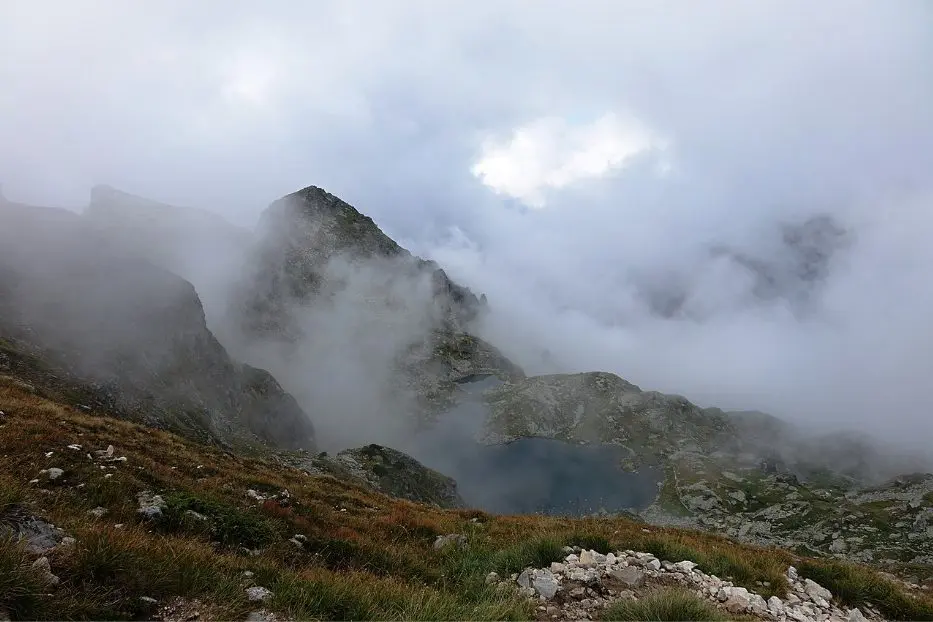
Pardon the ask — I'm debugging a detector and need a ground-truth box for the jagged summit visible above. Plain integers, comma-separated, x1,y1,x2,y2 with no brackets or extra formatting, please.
266,185,407,258
237,185,492,357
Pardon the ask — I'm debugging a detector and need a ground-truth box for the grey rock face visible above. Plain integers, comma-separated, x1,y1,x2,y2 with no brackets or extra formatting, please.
0,506,64,554
137,491,167,520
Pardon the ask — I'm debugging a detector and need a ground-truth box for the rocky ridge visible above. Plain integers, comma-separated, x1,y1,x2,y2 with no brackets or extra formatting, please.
503,547,881,622
291,443,465,508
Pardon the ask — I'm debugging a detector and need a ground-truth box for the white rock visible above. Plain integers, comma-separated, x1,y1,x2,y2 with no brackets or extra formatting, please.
847,607,867,622
768,596,785,615
484,571,500,585
788,565,800,581
673,560,698,573
42,468,64,480
246,586,273,602
804,578,833,606
578,550,597,566
517,569,533,590
605,553,616,565
533,570,560,599
645,558,662,571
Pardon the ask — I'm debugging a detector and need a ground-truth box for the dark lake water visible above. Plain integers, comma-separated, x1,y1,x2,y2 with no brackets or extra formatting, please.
403,376,662,516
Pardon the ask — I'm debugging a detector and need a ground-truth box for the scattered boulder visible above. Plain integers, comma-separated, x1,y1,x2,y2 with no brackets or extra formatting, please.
246,587,273,602
40,467,64,481
532,569,560,599
673,560,699,573
433,533,468,551
137,491,167,520
31,556,60,586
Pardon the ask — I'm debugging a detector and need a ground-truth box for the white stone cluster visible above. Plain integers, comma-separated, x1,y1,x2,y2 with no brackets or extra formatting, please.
500,547,883,622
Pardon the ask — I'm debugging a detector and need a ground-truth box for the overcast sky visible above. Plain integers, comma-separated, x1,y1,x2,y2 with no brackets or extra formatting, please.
2,0,932,446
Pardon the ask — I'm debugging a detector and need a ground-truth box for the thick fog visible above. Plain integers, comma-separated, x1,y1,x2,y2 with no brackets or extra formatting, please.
2,1,932,454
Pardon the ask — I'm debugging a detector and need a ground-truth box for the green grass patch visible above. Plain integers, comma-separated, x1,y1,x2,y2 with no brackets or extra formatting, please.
640,537,787,599
161,491,279,548
601,587,728,621
0,475,26,510
799,559,933,621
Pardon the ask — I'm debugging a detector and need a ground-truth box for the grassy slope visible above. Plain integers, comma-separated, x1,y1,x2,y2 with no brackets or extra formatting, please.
2,376,933,621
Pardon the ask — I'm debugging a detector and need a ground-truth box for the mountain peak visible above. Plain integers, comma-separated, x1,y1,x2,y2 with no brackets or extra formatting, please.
263,185,406,259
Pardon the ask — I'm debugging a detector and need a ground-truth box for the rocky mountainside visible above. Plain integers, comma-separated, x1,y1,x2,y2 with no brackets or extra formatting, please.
0,199,315,452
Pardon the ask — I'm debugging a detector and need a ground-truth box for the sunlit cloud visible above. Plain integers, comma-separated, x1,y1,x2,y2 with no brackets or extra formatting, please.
471,112,669,208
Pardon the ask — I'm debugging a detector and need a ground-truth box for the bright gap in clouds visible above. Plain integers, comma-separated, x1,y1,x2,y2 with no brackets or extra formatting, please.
471,112,669,208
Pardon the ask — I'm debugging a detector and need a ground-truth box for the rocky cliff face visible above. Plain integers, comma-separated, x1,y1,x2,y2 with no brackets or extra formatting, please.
0,200,315,451
236,186,486,341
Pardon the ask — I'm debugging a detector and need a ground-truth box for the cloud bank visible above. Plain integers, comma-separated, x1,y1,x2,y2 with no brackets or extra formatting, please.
2,0,932,451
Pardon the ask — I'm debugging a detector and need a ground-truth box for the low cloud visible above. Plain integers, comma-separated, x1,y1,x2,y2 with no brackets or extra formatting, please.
471,112,669,208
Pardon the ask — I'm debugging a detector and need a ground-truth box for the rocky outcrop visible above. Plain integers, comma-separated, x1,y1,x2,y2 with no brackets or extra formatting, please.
481,371,736,458
0,201,315,451
641,462,933,577
293,444,464,508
